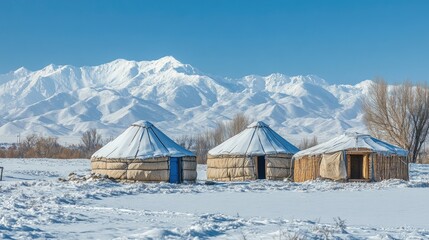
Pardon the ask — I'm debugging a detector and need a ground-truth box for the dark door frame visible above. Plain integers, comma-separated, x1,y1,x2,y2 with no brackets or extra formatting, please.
349,154,364,179
257,156,266,179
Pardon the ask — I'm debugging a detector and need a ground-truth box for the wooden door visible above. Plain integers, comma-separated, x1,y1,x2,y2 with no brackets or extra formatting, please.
350,155,364,179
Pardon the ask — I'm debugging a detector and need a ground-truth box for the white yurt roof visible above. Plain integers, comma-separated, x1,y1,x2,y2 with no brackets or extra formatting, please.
208,121,299,156
92,120,195,159
293,132,408,158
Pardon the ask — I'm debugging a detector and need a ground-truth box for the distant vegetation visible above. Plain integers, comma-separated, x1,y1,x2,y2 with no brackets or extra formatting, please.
362,79,429,163
298,136,318,150
0,114,251,161
0,129,104,159
176,113,251,164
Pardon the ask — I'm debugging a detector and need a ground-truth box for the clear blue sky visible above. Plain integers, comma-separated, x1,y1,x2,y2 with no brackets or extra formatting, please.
1,0,428,84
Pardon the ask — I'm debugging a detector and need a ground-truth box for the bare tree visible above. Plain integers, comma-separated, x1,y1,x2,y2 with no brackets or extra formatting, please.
298,136,318,150
18,134,38,157
363,79,429,163
189,113,251,164
194,131,212,164
80,129,103,157
33,137,61,158
213,121,227,146
227,113,251,137
213,113,252,145
176,134,195,150
408,84,429,162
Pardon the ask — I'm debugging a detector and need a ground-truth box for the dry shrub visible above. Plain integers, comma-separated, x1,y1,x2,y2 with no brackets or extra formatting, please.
0,129,105,159
176,113,251,164
298,136,318,150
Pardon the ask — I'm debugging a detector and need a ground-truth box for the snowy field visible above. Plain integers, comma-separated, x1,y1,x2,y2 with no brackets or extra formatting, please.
1,159,429,239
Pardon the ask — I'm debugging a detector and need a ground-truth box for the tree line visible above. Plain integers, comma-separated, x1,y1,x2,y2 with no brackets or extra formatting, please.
0,129,104,159
1,79,428,163
175,113,319,164
175,113,252,164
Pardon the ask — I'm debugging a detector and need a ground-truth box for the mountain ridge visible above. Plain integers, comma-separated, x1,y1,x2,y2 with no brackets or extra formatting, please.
0,56,370,145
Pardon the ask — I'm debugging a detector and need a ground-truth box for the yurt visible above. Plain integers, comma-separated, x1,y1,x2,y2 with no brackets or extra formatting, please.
293,132,409,182
207,121,300,181
91,121,197,183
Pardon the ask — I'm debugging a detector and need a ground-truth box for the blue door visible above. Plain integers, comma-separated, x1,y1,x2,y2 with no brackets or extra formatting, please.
169,157,181,183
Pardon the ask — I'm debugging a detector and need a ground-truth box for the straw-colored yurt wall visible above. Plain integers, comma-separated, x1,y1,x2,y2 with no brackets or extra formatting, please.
266,154,294,180
207,155,255,181
293,151,409,182
182,156,198,181
207,154,293,181
293,155,322,182
91,156,197,182
372,154,408,181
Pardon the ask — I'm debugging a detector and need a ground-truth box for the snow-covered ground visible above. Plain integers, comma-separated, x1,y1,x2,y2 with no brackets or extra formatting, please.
1,159,429,239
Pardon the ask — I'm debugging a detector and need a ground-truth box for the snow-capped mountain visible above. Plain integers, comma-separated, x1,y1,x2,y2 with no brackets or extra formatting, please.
0,56,372,145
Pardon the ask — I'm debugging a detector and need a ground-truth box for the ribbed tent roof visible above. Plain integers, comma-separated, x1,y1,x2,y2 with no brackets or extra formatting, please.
294,132,408,158
208,121,299,156
92,121,195,159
